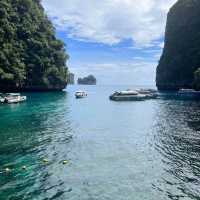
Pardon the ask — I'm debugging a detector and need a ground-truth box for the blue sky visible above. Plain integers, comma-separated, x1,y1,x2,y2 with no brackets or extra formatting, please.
42,0,177,85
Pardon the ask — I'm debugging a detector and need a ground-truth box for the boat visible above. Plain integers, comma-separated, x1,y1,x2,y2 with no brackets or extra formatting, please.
109,89,158,101
177,89,200,98
136,89,158,99
75,91,87,99
110,90,147,101
2,93,27,104
178,89,200,94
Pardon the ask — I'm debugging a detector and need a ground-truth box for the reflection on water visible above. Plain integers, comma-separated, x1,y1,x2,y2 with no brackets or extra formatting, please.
0,92,73,199
154,100,200,199
0,86,200,200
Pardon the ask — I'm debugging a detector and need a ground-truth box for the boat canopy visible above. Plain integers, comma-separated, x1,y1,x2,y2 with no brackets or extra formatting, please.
6,93,21,96
119,90,138,95
179,89,194,92
75,91,85,93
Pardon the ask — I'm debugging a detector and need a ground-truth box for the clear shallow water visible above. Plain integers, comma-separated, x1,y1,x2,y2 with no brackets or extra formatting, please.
0,85,200,200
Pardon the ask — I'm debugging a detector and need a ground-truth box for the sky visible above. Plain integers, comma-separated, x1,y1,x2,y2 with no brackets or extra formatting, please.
42,0,177,86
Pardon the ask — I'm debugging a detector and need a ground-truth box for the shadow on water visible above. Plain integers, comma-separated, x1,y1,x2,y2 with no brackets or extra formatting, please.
0,92,74,200
153,99,200,199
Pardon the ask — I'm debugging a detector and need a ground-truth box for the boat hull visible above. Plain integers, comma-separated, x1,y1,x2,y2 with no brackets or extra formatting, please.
75,95,86,99
2,96,26,104
109,95,146,101
5,98,26,104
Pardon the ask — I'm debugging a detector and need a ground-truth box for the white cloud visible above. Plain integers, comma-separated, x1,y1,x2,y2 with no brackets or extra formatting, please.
158,41,165,48
41,0,177,85
42,0,177,47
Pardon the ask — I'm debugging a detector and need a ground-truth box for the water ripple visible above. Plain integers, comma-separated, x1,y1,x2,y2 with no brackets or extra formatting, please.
1,87,200,199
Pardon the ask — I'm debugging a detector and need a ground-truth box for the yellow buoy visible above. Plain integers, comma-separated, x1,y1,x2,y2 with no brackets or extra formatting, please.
62,160,69,165
22,166,27,170
5,168,11,173
42,159,48,163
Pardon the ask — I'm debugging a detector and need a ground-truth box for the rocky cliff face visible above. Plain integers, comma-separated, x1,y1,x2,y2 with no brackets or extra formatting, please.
156,0,200,90
68,73,75,85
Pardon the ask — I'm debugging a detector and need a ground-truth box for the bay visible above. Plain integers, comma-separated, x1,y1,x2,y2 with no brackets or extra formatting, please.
0,85,200,200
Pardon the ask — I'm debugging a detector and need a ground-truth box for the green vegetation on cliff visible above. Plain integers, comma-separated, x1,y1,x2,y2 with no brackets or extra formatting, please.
156,0,200,90
0,0,69,91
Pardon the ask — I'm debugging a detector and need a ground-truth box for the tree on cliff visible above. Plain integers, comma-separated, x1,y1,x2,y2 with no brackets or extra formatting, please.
0,0,69,91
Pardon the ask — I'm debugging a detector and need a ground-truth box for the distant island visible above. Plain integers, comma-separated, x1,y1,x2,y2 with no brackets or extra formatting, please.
77,75,97,85
156,0,200,90
0,0,68,92
68,73,75,85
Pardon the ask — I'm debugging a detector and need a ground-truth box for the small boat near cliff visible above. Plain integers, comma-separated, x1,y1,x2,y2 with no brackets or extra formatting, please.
109,89,158,101
75,91,87,99
177,89,200,99
178,89,200,95
0,93,26,104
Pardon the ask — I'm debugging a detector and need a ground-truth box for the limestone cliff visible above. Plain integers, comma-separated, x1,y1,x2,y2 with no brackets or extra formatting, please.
156,0,200,90
78,75,96,85
0,0,68,92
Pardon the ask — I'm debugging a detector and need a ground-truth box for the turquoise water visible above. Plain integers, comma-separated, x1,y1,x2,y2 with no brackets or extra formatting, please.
1,85,200,200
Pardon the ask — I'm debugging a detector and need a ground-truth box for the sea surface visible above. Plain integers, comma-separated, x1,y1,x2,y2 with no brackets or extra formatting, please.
1,85,200,200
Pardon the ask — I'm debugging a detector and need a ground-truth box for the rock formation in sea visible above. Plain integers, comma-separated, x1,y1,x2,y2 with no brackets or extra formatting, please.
156,0,200,90
0,0,68,92
77,75,97,85
68,73,75,85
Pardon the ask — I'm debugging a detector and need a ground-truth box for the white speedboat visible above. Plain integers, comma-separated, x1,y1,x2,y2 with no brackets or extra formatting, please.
3,93,27,104
75,91,87,99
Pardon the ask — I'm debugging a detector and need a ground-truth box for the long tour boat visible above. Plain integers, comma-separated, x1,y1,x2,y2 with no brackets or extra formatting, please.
109,89,158,101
